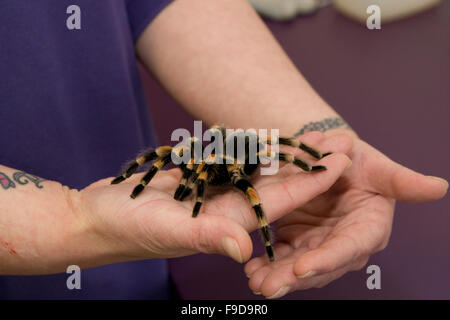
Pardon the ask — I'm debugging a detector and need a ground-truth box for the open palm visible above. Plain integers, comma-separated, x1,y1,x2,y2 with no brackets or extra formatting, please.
244,136,448,299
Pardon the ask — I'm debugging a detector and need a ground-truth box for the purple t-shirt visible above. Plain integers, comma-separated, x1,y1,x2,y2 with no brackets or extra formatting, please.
0,0,173,299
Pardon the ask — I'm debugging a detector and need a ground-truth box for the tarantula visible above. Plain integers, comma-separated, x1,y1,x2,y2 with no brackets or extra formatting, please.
111,125,329,261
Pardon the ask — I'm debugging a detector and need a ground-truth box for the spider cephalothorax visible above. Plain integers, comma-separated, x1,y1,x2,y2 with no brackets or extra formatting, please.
111,125,329,261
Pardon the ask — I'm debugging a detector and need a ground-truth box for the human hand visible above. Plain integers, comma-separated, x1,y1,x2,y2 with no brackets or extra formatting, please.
244,131,448,299
76,133,351,266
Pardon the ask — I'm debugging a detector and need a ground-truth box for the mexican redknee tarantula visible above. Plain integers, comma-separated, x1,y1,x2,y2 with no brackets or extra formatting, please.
111,125,330,261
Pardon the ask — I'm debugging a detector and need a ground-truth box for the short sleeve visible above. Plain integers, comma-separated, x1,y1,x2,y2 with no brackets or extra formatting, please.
126,0,173,43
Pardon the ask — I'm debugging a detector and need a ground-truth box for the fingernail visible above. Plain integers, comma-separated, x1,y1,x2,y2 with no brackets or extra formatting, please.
222,237,243,263
252,291,261,295
428,176,449,188
297,270,316,279
266,286,290,299
346,160,352,170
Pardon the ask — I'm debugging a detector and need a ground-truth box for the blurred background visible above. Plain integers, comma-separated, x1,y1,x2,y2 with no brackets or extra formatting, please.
138,1,449,299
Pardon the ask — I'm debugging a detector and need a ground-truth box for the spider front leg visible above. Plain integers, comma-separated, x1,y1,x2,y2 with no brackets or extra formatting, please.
174,159,210,217
130,154,173,198
192,166,210,217
174,160,196,200
177,161,204,201
111,145,175,198
174,137,203,200
257,149,327,172
111,147,164,184
230,169,274,262
261,136,331,159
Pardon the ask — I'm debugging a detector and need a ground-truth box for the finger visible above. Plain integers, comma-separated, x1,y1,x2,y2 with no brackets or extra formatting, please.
362,141,448,203
251,253,368,298
244,242,294,277
247,246,309,295
293,254,369,290
293,232,361,278
258,153,351,222
303,255,369,289
256,263,296,298
381,164,447,203
177,214,254,263
294,255,368,290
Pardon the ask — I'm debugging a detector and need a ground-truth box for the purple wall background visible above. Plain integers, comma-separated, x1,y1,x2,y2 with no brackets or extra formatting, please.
139,3,449,299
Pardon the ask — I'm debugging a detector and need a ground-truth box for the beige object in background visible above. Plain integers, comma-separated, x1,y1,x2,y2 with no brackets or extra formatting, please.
333,0,442,23
249,0,326,21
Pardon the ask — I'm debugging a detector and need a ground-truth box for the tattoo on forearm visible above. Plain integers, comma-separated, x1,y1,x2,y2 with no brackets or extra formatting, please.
294,117,352,137
0,173,15,189
0,171,45,190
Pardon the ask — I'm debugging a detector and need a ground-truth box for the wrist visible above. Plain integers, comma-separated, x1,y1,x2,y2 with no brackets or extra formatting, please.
294,116,359,140
46,186,123,272
69,187,138,270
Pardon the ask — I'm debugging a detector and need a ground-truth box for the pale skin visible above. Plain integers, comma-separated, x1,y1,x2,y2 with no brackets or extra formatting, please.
0,135,351,273
0,0,447,300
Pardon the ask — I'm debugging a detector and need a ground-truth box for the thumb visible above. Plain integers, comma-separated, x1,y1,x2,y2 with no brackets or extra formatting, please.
364,143,448,203
182,214,253,263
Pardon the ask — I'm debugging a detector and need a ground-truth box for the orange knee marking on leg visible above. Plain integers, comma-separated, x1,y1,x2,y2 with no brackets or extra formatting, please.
289,138,300,147
198,171,208,180
136,156,146,165
259,216,268,227
247,187,260,206
196,163,205,174
153,159,165,169
156,146,172,156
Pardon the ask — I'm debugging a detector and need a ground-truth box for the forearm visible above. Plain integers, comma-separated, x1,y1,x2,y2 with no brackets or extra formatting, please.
137,0,354,137
0,165,108,274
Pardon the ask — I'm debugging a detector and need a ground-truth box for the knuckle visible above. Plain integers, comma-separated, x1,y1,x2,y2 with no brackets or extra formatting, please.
352,257,369,271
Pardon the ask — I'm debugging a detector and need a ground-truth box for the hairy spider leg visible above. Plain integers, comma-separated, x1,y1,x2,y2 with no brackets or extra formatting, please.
260,136,331,159
130,153,173,199
179,161,206,201
111,146,172,184
256,150,327,172
173,137,203,200
190,153,224,217
174,159,195,200
229,168,274,262
192,166,210,217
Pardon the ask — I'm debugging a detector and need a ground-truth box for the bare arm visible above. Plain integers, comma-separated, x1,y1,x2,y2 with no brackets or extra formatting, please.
136,0,344,136
0,164,105,274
